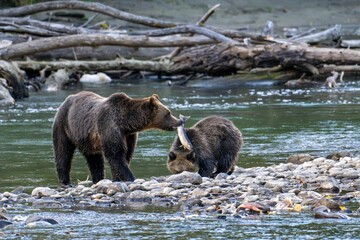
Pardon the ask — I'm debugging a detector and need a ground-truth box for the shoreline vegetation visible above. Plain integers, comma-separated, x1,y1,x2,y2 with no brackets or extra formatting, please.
1,1,360,105
1,154,359,228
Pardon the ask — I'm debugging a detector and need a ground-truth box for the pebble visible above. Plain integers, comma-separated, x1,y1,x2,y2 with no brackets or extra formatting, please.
0,155,359,227
166,171,202,184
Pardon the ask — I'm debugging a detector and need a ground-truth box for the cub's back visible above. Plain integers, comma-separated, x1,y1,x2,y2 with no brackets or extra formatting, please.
192,115,241,139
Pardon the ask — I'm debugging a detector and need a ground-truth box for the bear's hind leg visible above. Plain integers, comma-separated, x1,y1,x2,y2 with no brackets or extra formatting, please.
53,133,76,186
198,160,216,178
213,154,236,177
84,153,105,183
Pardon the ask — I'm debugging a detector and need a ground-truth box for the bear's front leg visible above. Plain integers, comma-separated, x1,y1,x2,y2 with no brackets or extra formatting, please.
125,133,138,164
102,139,136,182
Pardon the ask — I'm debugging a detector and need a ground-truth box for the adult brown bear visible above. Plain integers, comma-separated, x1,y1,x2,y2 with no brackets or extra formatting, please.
52,91,181,186
167,115,243,177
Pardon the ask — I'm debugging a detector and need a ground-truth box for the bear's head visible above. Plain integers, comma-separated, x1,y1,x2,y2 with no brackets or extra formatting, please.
148,94,182,131
167,149,198,174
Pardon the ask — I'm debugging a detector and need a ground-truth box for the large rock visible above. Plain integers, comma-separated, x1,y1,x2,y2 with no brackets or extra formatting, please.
286,154,314,165
31,187,58,197
0,220,12,228
166,171,202,185
25,215,58,225
107,182,129,194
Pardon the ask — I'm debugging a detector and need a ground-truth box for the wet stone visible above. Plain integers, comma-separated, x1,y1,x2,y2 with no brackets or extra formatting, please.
128,190,150,199
215,173,229,180
107,182,129,194
32,199,63,209
328,167,345,178
286,154,314,165
166,171,202,185
264,180,288,189
11,186,24,194
341,169,359,179
0,220,12,229
326,152,351,160
191,188,210,197
31,187,58,198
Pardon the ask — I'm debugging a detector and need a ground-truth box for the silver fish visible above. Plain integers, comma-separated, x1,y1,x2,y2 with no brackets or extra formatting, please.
177,114,193,150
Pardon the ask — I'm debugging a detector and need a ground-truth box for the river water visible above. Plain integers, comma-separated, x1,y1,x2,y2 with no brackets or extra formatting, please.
1,78,360,238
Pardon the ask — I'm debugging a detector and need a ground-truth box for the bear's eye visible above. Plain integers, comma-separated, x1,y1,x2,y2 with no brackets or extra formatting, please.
186,151,196,161
168,151,176,161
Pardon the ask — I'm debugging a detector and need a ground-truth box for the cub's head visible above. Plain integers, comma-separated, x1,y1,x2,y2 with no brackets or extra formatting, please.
167,149,198,174
148,94,181,131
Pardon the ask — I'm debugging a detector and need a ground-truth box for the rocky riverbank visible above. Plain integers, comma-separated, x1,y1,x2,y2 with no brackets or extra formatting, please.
1,155,360,229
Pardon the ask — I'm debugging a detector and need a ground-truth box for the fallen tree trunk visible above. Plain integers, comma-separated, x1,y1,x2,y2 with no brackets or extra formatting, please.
15,58,168,72
0,60,28,99
170,43,360,75
0,34,214,60
12,43,360,77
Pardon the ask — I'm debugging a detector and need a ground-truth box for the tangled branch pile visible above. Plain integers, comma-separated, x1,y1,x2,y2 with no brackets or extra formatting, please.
0,1,360,104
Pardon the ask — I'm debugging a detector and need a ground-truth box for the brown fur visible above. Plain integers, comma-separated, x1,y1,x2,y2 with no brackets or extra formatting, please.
167,116,243,177
53,91,181,186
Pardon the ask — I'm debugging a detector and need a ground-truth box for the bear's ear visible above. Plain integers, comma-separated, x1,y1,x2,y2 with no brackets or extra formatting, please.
168,151,176,161
186,151,196,162
149,95,159,110
152,94,159,100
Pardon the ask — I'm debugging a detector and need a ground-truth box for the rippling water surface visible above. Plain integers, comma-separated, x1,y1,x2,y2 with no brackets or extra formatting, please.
0,79,359,238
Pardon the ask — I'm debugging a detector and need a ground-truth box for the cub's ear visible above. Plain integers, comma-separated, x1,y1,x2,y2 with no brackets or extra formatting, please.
152,94,159,100
168,151,176,161
186,151,196,162
150,95,159,110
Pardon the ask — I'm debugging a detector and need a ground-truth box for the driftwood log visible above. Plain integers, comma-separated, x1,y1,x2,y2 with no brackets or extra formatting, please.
0,1,360,102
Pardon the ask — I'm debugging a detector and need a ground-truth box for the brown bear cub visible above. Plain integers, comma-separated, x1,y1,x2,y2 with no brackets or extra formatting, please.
167,115,243,178
53,91,181,186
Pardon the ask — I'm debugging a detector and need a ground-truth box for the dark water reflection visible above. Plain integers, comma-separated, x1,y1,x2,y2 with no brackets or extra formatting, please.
0,79,360,238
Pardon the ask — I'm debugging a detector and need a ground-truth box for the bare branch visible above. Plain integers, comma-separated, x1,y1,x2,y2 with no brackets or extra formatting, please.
169,4,221,59
130,25,238,44
294,25,342,44
0,1,179,28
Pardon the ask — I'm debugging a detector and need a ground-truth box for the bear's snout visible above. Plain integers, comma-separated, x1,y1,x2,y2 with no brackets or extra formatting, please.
173,118,182,128
168,117,182,131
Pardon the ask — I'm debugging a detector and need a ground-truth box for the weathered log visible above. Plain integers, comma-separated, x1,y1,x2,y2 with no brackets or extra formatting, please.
15,58,169,72
170,43,360,75
0,60,28,99
340,39,360,48
0,34,214,60
0,80,15,106
11,43,360,77
318,64,360,74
